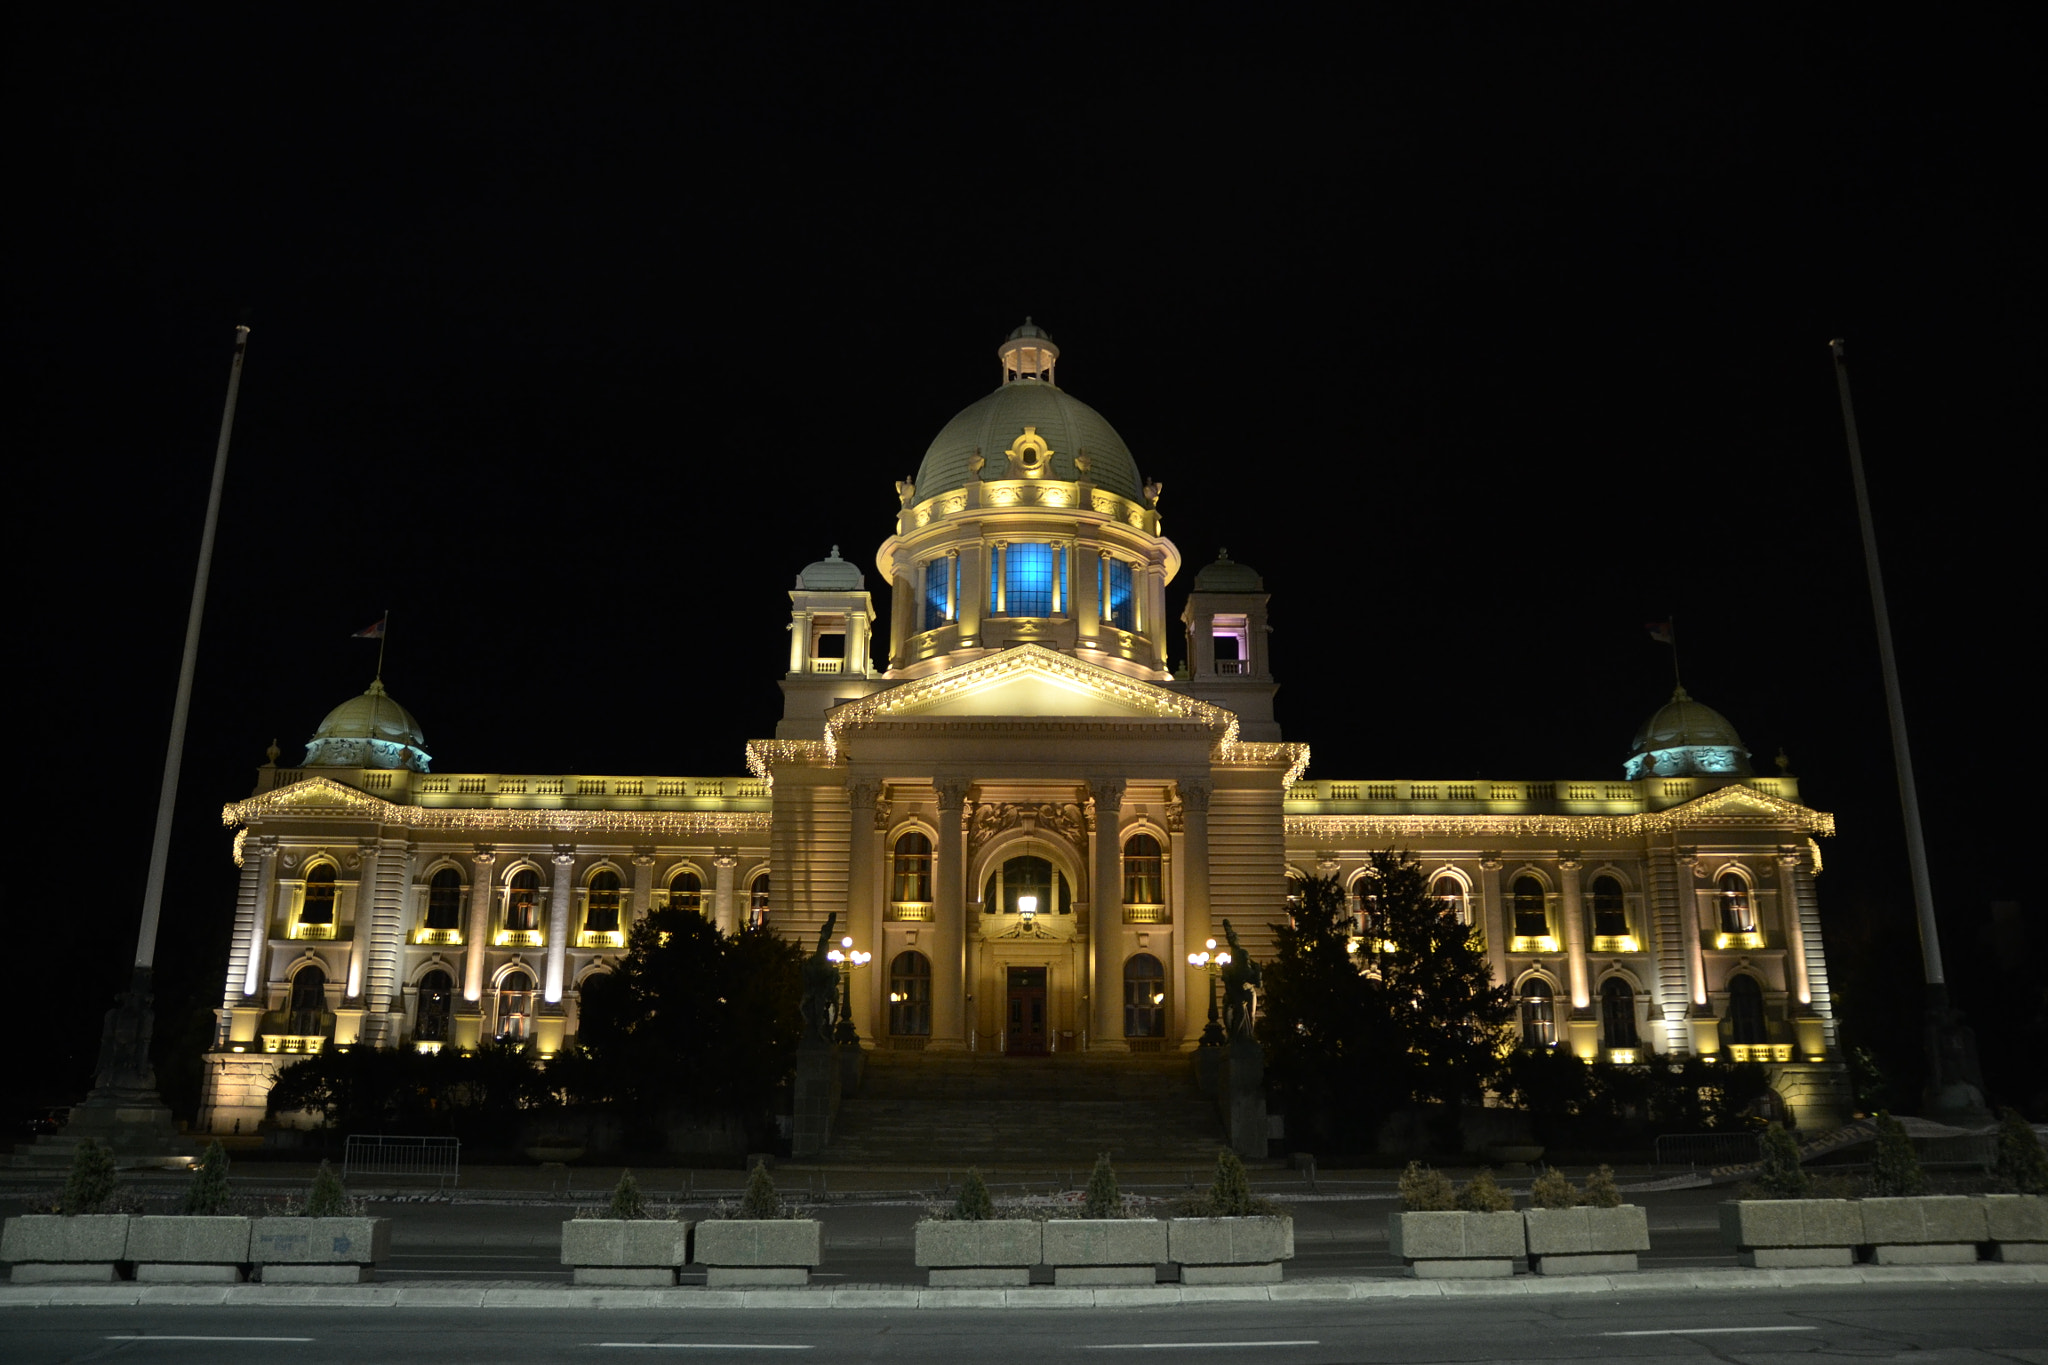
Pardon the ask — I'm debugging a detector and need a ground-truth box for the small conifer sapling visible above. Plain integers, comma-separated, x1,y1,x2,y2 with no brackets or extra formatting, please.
739,1161,780,1219
305,1160,350,1218
953,1168,994,1221
1083,1153,1123,1218
184,1141,232,1216
608,1168,648,1220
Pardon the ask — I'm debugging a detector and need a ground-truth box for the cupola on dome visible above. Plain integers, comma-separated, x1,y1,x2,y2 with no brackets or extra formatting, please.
795,546,864,591
911,321,1145,503
1624,686,1751,780
1191,549,1264,592
303,679,432,773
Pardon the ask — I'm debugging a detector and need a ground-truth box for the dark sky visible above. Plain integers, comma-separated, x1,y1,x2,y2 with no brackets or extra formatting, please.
12,9,2038,1111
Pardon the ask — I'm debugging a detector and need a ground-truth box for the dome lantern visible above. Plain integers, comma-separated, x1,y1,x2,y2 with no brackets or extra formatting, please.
999,317,1059,386
302,678,432,773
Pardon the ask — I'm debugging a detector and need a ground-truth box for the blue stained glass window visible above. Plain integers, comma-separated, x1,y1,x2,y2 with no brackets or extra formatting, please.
1005,543,1056,616
923,558,949,631
1106,558,1135,631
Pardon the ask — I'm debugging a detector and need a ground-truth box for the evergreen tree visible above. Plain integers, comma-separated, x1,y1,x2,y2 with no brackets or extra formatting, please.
184,1141,232,1215
1204,1148,1258,1216
1397,1161,1456,1211
953,1168,994,1221
608,1168,648,1219
62,1139,118,1215
738,1161,779,1218
1868,1112,1925,1196
1992,1108,2048,1194
1755,1121,1809,1197
1581,1164,1623,1209
305,1160,349,1217
1083,1153,1122,1218
1456,1169,1514,1212
1529,1165,1577,1209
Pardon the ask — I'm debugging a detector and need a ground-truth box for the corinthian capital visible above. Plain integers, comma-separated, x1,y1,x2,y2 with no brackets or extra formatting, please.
1176,778,1212,814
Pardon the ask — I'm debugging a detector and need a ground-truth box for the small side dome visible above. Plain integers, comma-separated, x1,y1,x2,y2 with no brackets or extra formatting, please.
303,679,432,773
1625,686,1751,780
795,545,864,591
1191,548,1264,593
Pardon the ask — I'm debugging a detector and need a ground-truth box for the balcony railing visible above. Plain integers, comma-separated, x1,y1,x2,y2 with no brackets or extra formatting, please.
1122,903,1170,924
412,927,463,946
886,902,934,922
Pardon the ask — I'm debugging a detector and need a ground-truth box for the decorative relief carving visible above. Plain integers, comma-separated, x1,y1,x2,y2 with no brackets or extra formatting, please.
846,779,881,813
1479,853,1505,872
1165,794,1185,831
1089,778,1127,809
874,799,894,831
1557,853,1582,872
966,800,1089,856
552,847,576,867
1176,778,1213,815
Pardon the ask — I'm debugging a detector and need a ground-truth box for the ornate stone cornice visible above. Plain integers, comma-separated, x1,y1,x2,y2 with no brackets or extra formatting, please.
224,776,772,838
1286,784,1836,843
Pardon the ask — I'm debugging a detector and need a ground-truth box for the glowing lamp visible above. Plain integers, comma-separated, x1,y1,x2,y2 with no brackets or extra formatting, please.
1018,894,1038,922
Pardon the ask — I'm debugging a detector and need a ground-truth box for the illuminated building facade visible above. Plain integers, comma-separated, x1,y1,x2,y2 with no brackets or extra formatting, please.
199,323,1851,1134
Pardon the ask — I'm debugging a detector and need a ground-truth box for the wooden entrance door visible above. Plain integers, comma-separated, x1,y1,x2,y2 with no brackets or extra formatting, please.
1006,967,1048,1055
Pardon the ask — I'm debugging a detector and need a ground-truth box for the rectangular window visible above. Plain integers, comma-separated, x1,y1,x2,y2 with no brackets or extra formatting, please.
1003,542,1057,616
923,558,949,631
1105,558,1135,631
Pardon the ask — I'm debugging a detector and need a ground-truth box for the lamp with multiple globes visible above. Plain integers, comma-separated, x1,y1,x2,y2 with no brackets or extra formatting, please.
824,935,873,1045
1186,937,1231,1047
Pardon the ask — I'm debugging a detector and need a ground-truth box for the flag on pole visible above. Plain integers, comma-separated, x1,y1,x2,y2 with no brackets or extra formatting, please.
1645,620,1674,645
353,617,387,639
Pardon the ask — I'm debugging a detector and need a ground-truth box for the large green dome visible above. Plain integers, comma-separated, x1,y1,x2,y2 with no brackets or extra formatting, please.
912,324,1144,503
1624,686,1750,780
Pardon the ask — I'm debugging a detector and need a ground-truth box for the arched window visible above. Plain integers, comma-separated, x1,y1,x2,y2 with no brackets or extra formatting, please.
1122,834,1163,906
1601,977,1638,1048
1512,876,1549,937
1431,875,1468,925
416,969,454,1042
892,832,932,904
585,871,622,933
1728,973,1768,1044
1519,978,1555,1048
287,965,327,1035
506,870,540,932
749,873,771,927
669,870,702,914
1123,953,1166,1038
1719,873,1757,934
991,542,1063,617
497,970,534,1041
300,866,337,925
888,951,930,1036
425,868,463,930
983,855,1070,915
1101,556,1136,631
1591,875,1628,938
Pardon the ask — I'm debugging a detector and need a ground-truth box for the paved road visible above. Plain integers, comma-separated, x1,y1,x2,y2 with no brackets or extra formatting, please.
3,1285,2043,1363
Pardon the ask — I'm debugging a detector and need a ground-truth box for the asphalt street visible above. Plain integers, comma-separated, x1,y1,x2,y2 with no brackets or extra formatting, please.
3,1286,2044,1364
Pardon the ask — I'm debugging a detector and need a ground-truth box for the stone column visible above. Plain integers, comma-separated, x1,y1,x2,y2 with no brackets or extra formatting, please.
1558,854,1598,1058
1144,563,1169,664
1075,545,1102,648
242,836,278,998
888,574,911,668
930,779,970,1049
1177,779,1214,1047
1089,778,1127,1049
545,848,575,1003
846,780,882,1041
789,610,811,674
630,851,656,923
1677,850,1718,1054
463,849,496,1001
712,851,738,934
1778,849,1825,1058
346,838,379,1002
1477,854,1507,991
957,546,984,644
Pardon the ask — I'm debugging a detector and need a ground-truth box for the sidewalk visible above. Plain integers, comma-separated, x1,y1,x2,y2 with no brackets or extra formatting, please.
2,1263,2042,1310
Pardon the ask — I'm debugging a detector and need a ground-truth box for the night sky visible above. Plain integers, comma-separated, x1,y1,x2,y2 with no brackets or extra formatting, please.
13,9,2038,1118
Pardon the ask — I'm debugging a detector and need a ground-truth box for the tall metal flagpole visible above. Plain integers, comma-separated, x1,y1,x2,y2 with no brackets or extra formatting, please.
68,324,250,1152
1829,338,1987,1120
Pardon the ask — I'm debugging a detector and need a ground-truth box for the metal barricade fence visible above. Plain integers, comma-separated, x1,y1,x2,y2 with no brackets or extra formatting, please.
1653,1131,1760,1169
343,1134,461,1188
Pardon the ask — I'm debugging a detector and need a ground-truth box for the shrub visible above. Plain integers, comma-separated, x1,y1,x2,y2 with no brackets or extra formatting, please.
1529,1166,1577,1210
1397,1161,1456,1212
1083,1153,1122,1219
1201,1148,1255,1216
953,1168,994,1221
184,1141,232,1216
608,1168,648,1220
1455,1169,1514,1213
1993,1108,2048,1195
1581,1164,1623,1209
305,1160,350,1218
1755,1122,1809,1198
739,1161,779,1219
1868,1111,1925,1196
62,1139,119,1216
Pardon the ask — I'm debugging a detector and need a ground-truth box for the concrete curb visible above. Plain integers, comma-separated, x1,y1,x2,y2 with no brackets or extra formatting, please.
0,1263,2042,1309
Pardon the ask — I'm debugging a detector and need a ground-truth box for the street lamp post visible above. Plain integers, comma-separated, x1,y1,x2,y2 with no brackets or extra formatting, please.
824,935,872,1046
1187,938,1232,1048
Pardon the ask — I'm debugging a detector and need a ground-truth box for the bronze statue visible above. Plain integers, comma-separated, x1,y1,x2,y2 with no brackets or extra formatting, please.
800,912,840,1045
1219,917,1261,1039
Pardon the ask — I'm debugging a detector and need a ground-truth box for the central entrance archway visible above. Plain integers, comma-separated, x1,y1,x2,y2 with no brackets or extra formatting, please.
1005,966,1048,1055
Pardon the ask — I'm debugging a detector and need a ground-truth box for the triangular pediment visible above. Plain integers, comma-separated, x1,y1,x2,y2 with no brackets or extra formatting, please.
1663,783,1835,833
225,775,395,824
830,646,1235,733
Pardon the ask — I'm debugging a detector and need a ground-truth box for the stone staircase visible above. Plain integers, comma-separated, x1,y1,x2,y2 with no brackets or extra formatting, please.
824,1048,1227,1164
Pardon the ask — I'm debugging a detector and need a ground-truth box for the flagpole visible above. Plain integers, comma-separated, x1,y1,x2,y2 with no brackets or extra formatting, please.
375,607,390,681
1830,337,1986,1120
1668,615,1683,691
